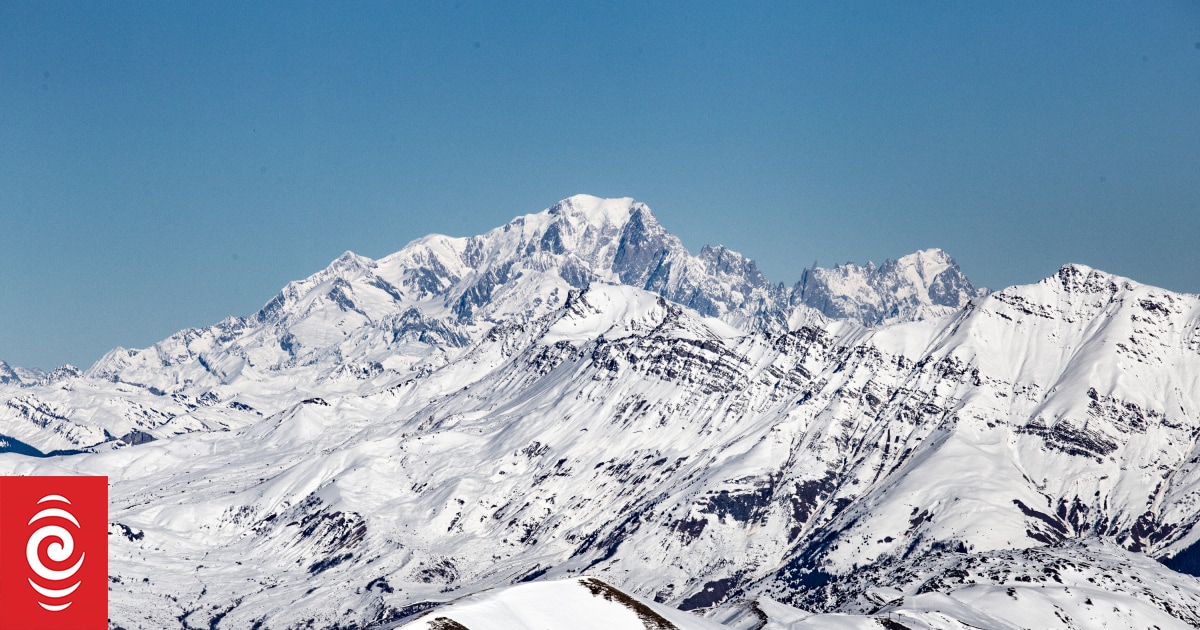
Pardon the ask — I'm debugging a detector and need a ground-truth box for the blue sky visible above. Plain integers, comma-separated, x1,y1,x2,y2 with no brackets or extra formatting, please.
2,1,1198,370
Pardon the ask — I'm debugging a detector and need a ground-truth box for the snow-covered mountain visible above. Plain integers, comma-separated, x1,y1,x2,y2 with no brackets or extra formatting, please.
0,359,47,385
0,195,975,456
2,195,1199,630
794,248,985,326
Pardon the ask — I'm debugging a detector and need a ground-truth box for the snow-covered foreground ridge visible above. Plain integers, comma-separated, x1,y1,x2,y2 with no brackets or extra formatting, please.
2,195,1200,629
391,577,728,630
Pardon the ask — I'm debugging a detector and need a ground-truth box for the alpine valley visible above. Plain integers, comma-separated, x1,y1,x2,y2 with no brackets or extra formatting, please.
3,195,1200,630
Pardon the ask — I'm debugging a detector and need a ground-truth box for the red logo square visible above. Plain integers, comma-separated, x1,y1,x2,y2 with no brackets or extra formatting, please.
0,476,108,630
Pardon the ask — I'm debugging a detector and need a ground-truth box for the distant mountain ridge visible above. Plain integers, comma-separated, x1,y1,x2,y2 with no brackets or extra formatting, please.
0,196,983,455
6,195,979,382
3,196,1199,630
796,247,987,326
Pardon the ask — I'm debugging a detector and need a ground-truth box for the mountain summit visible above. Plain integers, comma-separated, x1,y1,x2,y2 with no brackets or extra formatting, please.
796,247,985,325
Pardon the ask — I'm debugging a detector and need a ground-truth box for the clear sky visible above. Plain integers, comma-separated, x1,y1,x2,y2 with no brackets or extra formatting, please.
2,2,1198,370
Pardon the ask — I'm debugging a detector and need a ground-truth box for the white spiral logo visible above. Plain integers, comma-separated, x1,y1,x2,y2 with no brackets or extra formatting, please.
26,494,85,612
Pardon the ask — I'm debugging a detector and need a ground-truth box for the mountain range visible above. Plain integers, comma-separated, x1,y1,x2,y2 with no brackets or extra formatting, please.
2,195,1198,629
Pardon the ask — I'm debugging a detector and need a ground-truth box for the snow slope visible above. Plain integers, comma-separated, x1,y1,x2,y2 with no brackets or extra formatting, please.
392,577,728,630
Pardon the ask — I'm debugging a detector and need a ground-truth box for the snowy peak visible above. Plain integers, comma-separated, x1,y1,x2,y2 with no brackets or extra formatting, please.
547,194,645,228
510,194,677,285
0,360,27,385
883,247,968,306
379,195,779,326
487,194,656,272
984,263,1156,329
0,360,53,386
254,249,392,325
1052,262,1127,296
796,247,984,325
611,203,677,285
